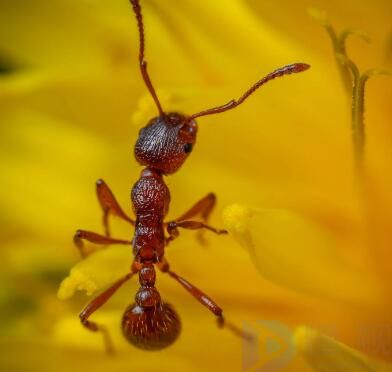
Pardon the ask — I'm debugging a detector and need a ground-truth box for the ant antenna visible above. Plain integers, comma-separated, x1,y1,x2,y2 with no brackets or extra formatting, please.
187,63,310,121
130,0,164,116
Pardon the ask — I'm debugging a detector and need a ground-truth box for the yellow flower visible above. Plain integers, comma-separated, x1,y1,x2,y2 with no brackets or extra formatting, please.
0,0,391,371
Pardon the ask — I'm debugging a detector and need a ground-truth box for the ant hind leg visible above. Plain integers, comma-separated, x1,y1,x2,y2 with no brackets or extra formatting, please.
79,271,136,354
158,259,252,342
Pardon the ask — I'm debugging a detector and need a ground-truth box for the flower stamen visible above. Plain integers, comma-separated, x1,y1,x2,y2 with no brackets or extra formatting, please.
309,8,391,175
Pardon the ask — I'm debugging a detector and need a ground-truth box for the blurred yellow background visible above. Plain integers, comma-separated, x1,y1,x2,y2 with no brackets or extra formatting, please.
0,0,391,371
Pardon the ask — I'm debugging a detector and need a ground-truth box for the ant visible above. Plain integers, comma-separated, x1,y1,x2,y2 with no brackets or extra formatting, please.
73,0,310,352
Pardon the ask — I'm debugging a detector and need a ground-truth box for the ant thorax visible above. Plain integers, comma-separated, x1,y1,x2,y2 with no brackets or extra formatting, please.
134,113,198,175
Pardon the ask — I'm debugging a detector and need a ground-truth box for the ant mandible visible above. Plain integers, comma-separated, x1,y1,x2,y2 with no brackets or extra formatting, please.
73,0,310,352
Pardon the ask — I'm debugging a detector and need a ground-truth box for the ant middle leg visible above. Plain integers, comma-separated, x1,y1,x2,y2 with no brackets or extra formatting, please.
158,260,251,341
79,270,136,354
96,179,135,237
74,230,132,258
175,193,216,222
165,220,227,245
165,193,227,245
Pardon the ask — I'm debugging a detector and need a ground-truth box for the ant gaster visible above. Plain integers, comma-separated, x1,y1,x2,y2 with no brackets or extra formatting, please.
74,0,310,352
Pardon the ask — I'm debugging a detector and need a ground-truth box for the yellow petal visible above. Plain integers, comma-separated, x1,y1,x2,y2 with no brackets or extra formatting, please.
58,246,131,299
223,204,383,304
53,310,122,351
0,0,132,73
294,326,391,372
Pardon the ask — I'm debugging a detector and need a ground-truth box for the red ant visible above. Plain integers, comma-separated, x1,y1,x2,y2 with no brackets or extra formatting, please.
74,0,310,352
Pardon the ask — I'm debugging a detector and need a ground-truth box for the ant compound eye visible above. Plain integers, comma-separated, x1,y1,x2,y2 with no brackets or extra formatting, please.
183,143,193,153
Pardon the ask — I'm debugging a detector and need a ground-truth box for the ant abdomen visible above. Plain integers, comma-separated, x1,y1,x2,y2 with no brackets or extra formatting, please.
122,302,181,350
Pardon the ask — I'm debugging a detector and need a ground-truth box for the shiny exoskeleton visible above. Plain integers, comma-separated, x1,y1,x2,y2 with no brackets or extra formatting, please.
73,0,310,352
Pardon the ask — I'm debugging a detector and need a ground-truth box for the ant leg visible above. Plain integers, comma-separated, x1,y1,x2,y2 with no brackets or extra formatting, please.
166,221,227,245
159,260,251,341
96,179,135,237
173,193,217,245
74,230,132,258
80,271,136,354
175,193,216,222
165,194,225,245
169,221,227,234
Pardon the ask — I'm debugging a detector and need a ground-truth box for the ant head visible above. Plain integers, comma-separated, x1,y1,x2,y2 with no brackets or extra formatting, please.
134,112,198,175
130,0,310,176
122,302,181,350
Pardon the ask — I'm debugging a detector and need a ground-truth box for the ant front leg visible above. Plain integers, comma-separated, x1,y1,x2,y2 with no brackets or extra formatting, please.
96,179,135,237
166,193,226,245
158,260,251,341
79,271,136,354
74,230,132,258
